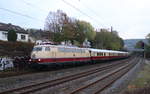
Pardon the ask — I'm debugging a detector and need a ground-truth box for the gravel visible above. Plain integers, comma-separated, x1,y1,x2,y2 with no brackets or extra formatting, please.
0,59,131,93
101,58,145,94
0,61,115,92
37,63,126,94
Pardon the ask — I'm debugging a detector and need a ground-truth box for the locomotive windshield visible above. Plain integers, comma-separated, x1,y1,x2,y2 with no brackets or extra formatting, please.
33,47,42,51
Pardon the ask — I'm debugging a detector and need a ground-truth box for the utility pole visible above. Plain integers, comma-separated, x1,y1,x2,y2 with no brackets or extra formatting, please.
111,26,113,32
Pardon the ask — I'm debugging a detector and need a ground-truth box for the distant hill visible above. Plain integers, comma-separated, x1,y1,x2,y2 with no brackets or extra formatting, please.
124,39,148,51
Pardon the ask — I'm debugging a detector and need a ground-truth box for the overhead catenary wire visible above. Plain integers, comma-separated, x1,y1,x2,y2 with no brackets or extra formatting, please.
21,0,48,13
61,0,105,27
20,0,55,28
78,0,108,26
22,0,101,24
0,7,43,22
22,0,105,25
0,0,107,29
22,0,108,28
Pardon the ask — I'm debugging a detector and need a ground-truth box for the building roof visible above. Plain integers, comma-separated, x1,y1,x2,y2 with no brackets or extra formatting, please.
0,22,28,34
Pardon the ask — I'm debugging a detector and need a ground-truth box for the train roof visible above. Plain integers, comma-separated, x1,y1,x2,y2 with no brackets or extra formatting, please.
34,44,86,49
89,48,128,54
34,44,128,54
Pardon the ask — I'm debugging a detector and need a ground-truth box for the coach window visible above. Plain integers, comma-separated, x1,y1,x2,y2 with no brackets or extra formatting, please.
58,48,64,52
82,49,85,53
98,53,102,56
45,47,50,51
95,52,97,56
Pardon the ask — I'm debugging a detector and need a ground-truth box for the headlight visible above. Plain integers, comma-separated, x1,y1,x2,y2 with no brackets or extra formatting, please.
29,59,32,62
38,59,41,62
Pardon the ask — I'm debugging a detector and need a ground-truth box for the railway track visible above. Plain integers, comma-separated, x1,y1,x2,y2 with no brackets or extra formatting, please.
0,57,137,94
69,58,141,94
0,58,131,78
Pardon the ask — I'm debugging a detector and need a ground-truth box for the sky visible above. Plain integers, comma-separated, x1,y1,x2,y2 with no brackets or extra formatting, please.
0,0,150,39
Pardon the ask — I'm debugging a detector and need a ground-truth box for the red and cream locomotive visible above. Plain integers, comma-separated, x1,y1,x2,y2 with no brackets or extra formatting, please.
29,43,129,68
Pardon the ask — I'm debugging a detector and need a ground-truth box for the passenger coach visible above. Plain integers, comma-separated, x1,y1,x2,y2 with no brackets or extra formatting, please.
89,49,129,62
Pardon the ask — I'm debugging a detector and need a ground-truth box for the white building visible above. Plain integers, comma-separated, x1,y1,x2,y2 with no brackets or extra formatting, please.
0,23,29,42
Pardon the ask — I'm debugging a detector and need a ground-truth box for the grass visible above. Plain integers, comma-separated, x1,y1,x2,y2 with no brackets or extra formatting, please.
123,60,150,94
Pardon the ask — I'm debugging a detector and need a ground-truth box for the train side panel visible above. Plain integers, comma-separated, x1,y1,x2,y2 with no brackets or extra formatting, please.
29,45,129,68
30,45,91,67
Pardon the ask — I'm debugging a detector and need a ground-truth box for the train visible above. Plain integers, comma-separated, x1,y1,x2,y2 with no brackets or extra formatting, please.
29,44,129,68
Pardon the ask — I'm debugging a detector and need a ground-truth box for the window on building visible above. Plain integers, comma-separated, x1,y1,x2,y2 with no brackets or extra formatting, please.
2,32,8,39
21,35,26,40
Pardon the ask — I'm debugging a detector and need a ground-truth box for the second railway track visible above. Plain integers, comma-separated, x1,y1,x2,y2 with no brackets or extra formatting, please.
69,57,141,94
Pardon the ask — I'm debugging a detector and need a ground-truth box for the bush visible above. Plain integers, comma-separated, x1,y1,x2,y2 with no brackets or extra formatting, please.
0,40,34,57
7,30,17,42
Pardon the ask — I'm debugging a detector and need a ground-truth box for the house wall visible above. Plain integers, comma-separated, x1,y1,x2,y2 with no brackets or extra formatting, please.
0,30,29,42
17,33,29,42
0,30,8,41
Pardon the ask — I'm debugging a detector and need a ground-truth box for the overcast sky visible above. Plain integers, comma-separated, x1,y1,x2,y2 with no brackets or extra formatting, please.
0,0,150,39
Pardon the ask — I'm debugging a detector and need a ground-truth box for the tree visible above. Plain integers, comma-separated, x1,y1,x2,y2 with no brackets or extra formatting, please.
45,10,65,42
61,16,77,44
135,41,145,49
78,21,96,41
93,29,124,50
45,10,77,43
74,20,86,45
7,30,17,42
75,20,95,47
44,10,124,49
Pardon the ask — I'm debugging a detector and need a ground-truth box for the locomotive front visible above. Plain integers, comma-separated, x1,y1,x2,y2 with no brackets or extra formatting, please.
29,45,52,66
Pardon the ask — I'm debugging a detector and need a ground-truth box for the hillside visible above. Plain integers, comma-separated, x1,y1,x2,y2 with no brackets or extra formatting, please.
124,39,148,51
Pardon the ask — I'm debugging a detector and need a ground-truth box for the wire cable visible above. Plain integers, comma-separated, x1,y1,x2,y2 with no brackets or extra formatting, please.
61,0,105,27
0,7,43,22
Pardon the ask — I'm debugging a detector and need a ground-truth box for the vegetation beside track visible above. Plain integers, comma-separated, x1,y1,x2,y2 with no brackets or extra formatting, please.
0,68,35,78
123,60,150,94
0,40,34,57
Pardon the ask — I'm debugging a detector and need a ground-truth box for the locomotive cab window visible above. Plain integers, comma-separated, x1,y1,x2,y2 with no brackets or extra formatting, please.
33,47,42,51
45,47,50,51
